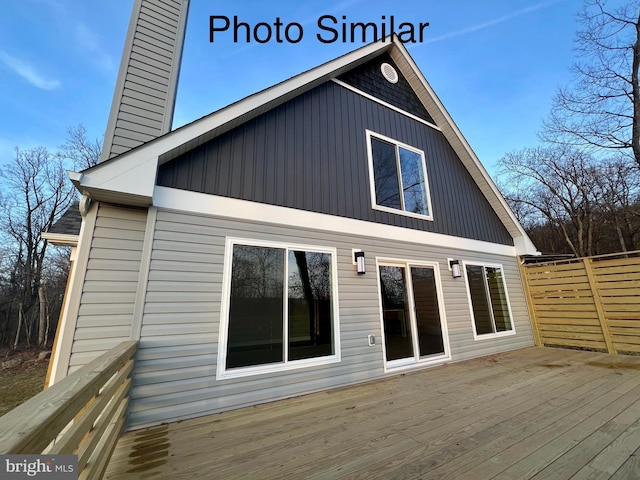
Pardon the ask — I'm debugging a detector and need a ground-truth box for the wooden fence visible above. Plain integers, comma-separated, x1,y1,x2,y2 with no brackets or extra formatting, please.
520,251,640,355
0,341,137,480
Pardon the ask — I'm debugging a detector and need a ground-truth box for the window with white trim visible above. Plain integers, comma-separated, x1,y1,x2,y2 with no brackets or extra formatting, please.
465,263,514,337
366,130,433,220
219,240,339,377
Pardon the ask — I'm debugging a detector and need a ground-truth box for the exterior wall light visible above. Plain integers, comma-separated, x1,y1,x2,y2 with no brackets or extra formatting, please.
449,259,462,278
354,251,366,275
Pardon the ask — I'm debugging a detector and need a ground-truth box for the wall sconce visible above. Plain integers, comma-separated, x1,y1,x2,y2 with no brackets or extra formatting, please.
449,259,462,278
354,251,366,275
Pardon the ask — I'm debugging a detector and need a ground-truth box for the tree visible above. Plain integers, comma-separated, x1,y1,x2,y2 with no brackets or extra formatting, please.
497,146,640,256
497,146,602,257
592,158,640,251
58,124,102,170
542,0,640,166
0,147,76,347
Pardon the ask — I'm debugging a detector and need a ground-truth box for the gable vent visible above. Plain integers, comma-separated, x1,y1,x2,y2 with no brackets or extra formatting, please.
380,62,399,84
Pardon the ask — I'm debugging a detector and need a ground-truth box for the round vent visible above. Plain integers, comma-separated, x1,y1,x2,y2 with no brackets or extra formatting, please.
380,62,399,84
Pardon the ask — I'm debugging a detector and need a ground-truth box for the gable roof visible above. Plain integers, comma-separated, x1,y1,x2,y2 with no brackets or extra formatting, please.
70,36,537,255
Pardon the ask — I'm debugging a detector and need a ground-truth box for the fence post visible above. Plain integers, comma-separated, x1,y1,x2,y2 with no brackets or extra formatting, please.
583,258,616,355
518,261,543,347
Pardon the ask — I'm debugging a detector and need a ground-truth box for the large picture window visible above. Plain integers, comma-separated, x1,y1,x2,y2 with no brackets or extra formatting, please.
366,130,433,220
218,239,339,378
465,263,514,338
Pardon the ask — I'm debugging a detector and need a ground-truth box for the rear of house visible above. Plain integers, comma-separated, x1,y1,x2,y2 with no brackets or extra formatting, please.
47,27,537,430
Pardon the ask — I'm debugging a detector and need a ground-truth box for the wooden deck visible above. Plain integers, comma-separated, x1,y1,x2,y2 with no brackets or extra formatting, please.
105,347,640,479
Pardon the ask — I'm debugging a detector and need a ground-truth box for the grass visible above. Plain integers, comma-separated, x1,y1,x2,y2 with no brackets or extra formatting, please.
0,350,49,416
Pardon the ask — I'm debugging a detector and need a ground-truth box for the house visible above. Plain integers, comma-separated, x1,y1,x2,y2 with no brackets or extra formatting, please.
46,0,538,431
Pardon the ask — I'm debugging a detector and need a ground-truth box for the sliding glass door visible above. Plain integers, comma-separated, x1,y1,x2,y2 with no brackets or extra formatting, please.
379,263,446,366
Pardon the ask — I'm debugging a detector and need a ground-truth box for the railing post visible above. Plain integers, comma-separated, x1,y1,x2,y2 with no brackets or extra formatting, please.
583,258,616,355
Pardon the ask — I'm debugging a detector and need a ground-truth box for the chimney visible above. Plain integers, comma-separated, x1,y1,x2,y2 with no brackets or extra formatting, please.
100,0,190,162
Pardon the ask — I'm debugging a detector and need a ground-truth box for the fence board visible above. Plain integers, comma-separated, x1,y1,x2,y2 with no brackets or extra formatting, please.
520,250,640,356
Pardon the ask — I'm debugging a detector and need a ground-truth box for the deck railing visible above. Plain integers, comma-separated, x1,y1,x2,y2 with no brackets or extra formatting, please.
0,341,137,479
520,251,640,355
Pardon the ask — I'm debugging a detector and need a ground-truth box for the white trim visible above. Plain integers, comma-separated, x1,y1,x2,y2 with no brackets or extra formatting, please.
74,36,536,255
388,42,538,255
153,186,517,257
162,0,190,134
332,79,441,131
41,232,78,247
375,257,451,373
48,201,98,386
366,129,434,221
462,260,517,340
216,237,341,380
130,207,157,341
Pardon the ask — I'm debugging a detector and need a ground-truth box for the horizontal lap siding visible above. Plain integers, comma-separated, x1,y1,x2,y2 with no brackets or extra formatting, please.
68,205,147,372
105,0,186,159
127,208,533,429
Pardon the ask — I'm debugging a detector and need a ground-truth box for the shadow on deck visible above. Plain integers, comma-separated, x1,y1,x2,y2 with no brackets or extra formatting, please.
105,347,640,479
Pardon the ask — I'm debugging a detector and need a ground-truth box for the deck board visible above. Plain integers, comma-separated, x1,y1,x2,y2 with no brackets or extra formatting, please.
105,347,640,479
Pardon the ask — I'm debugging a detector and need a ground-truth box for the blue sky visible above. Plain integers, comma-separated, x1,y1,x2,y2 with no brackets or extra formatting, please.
0,0,581,174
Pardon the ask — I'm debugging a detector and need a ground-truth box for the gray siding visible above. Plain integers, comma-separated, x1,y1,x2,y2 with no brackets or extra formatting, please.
101,0,189,161
158,81,513,246
68,204,147,371
337,53,434,123
127,208,533,429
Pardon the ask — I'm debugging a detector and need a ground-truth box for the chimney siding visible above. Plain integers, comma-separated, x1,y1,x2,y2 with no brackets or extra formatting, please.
101,0,190,162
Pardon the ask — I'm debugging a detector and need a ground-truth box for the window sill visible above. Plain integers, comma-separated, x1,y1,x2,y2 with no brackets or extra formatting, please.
373,204,434,222
472,329,517,341
216,354,341,380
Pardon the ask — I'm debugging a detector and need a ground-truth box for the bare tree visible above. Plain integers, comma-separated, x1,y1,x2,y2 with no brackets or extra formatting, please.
592,157,640,251
542,0,640,166
58,124,102,170
498,146,601,257
0,147,76,347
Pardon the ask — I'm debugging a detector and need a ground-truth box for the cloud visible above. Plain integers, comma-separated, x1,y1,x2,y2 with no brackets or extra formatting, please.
0,50,61,90
424,1,562,44
26,0,115,73
74,22,115,72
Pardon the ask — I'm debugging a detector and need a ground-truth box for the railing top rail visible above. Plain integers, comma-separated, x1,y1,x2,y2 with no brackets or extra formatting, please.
0,340,137,454
521,249,640,267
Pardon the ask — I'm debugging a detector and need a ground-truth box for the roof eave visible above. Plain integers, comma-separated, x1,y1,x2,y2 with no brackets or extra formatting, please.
41,232,79,247
388,40,538,255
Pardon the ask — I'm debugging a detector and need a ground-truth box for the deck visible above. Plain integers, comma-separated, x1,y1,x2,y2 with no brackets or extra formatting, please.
105,347,640,479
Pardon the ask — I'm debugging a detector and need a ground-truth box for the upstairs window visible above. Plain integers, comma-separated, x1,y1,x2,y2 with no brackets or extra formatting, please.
366,130,433,220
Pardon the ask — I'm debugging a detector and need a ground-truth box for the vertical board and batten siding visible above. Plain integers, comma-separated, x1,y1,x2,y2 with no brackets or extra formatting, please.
127,208,533,429
102,0,188,160
157,81,512,246
336,53,435,123
68,205,147,372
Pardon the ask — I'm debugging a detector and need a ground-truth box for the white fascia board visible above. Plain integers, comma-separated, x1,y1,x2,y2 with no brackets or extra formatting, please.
388,39,538,255
153,186,518,257
68,39,391,206
514,235,540,256
87,39,392,171
68,153,158,206
41,232,78,247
